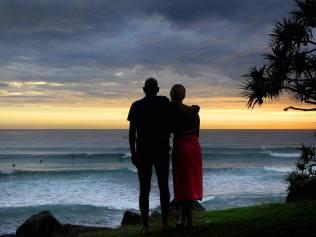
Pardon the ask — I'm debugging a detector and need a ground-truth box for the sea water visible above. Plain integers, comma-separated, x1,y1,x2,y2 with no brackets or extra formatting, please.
0,129,315,234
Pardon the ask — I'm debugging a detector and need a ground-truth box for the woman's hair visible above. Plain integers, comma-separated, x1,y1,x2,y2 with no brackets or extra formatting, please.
170,84,186,102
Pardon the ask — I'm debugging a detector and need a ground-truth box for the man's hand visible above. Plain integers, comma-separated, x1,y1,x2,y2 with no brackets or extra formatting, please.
131,152,139,167
129,122,137,166
180,104,200,115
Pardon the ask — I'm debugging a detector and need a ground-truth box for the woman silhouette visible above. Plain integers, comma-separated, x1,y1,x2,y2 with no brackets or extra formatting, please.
170,84,203,228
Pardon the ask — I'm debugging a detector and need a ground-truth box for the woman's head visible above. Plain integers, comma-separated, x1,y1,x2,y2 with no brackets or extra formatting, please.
170,84,186,103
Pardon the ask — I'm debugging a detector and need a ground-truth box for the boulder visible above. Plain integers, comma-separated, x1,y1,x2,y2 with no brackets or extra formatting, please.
192,200,206,211
16,211,62,237
121,211,142,226
169,199,205,217
287,177,316,202
120,199,205,225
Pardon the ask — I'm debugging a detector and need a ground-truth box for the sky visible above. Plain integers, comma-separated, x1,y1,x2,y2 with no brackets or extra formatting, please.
0,0,315,129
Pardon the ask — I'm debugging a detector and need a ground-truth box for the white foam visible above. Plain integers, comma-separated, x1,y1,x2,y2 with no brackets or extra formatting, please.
264,166,293,173
263,151,300,158
0,169,16,175
127,167,137,173
120,152,131,159
201,196,216,203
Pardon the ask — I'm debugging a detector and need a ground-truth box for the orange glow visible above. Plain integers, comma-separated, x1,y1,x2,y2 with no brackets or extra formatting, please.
0,97,315,129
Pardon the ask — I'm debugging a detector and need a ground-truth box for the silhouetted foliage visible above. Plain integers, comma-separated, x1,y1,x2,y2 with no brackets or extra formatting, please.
286,145,316,197
242,0,316,111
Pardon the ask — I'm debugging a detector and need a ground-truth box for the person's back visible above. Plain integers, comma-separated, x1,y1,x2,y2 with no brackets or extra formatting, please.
172,103,200,137
128,78,171,233
129,95,171,153
170,84,202,228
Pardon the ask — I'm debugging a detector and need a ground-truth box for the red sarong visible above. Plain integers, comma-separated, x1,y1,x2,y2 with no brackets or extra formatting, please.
172,134,203,200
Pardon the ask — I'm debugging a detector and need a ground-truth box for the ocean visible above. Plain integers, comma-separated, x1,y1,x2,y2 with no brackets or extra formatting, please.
0,129,315,234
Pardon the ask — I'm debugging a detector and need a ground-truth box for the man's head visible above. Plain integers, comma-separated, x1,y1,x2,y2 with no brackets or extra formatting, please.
143,78,159,96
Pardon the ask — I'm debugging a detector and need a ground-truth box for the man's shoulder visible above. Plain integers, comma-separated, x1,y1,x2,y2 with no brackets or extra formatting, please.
130,96,170,109
128,99,145,121
130,98,145,107
134,96,170,104
156,95,170,102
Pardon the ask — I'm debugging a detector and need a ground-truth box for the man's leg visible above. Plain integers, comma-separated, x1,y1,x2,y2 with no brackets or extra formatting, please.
137,160,152,230
154,154,170,228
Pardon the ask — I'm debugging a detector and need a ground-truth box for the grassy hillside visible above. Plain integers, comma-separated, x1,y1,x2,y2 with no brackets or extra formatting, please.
65,201,316,237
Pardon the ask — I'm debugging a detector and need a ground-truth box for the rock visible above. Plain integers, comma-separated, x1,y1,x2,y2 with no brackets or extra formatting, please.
16,211,62,237
287,177,316,202
192,200,206,211
120,199,205,226
121,210,142,226
169,198,205,217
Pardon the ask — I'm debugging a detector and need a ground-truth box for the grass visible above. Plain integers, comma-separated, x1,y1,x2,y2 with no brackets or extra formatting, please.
64,201,316,237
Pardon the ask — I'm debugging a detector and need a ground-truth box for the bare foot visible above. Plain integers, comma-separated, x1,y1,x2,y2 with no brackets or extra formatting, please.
141,226,150,235
186,222,194,229
176,223,185,230
160,223,171,232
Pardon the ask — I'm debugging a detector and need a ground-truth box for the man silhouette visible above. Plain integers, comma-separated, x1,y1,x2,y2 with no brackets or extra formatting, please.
128,78,171,233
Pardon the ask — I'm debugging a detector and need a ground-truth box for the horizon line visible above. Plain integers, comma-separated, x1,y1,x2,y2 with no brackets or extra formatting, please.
0,128,315,130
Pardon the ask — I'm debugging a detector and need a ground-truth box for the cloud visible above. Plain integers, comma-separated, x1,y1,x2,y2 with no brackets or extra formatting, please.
115,72,125,78
0,0,295,106
0,82,9,87
5,81,63,88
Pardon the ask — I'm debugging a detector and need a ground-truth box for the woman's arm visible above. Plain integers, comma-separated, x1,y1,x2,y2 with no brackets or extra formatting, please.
180,104,200,115
196,114,200,137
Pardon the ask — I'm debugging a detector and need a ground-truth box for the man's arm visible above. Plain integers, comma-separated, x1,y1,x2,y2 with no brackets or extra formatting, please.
180,104,200,115
129,122,136,156
196,114,200,138
129,122,138,166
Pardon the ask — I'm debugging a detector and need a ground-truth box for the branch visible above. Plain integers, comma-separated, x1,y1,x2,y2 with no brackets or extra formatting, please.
306,69,314,81
286,78,312,82
306,48,316,54
282,86,316,101
308,41,316,46
305,100,316,105
282,86,303,94
284,106,316,111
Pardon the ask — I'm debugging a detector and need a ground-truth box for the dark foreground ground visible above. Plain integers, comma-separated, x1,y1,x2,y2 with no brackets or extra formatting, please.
55,201,316,237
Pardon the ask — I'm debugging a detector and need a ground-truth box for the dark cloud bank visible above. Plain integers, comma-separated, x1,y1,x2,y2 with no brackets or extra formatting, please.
0,0,294,103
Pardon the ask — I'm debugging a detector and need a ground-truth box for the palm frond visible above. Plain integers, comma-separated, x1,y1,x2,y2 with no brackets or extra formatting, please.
292,0,316,27
269,18,311,48
241,66,283,108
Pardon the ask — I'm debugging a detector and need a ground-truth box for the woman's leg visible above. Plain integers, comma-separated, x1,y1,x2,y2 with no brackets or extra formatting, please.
180,201,186,224
185,200,194,227
176,200,186,229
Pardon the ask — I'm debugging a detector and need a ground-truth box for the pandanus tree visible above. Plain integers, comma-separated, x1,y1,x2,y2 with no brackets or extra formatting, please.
242,0,316,201
286,145,316,201
242,0,316,111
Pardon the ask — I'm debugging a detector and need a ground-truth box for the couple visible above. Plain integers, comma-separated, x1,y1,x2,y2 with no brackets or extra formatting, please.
128,78,202,233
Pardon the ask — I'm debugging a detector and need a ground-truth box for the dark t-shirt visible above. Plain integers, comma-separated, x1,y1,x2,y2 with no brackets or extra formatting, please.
127,95,172,152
